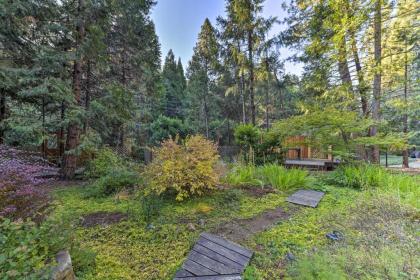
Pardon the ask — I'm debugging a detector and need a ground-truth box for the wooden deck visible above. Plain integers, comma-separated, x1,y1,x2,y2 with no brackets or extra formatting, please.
174,233,253,280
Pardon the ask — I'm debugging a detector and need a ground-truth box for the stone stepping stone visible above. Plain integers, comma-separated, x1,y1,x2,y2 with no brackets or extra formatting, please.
174,233,253,280
286,189,325,208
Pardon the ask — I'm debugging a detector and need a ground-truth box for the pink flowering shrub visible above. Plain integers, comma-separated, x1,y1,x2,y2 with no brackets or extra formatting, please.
0,145,58,220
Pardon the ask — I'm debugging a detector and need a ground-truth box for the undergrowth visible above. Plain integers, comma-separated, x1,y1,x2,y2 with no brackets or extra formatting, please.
46,167,419,280
225,164,309,190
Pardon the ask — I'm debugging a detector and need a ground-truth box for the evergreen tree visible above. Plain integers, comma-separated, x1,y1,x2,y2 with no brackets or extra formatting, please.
187,19,220,138
162,50,185,118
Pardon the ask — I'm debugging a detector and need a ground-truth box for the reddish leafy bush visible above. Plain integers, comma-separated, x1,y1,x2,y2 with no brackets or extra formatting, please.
0,145,58,220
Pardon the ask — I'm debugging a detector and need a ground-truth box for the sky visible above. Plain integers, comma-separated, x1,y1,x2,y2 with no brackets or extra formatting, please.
151,0,303,76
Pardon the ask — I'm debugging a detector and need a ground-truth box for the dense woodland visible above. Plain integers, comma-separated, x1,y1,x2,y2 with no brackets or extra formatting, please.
1,0,419,178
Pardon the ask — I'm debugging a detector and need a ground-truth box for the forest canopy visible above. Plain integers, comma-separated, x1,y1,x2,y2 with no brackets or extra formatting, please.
0,0,419,177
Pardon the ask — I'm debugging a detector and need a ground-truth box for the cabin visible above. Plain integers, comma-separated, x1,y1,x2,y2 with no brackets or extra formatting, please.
284,135,338,170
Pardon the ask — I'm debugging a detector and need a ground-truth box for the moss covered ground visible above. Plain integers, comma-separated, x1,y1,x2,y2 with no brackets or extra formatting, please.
50,171,419,280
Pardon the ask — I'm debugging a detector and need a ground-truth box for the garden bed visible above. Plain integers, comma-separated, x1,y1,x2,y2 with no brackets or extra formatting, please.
2,158,419,279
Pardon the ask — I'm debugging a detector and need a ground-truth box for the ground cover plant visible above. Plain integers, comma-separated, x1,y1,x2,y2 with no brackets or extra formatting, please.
287,195,419,279
45,162,419,279
49,183,288,279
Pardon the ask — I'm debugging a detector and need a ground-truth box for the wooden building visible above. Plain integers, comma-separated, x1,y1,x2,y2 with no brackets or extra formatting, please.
284,136,336,170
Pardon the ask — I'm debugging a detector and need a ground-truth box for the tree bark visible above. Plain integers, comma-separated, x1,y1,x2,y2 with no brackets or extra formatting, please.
41,96,46,158
247,30,255,125
370,0,382,164
402,38,409,168
241,71,246,124
236,42,246,124
0,90,5,144
350,31,368,117
264,58,270,131
272,70,283,118
337,37,352,88
348,24,369,161
58,102,65,161
204,61,210,138
204,96,209,138
227,118,231,145
84,59,91,133
62,0,85,179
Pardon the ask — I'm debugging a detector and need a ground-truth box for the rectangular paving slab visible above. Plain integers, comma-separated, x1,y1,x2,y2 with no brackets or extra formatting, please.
174,233,253,280
286,189,325,208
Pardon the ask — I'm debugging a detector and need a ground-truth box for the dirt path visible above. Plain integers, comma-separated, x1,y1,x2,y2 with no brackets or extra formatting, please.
212,205,299,243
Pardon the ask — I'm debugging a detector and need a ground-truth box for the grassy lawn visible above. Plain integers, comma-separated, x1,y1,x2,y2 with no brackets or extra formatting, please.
49,170,419,280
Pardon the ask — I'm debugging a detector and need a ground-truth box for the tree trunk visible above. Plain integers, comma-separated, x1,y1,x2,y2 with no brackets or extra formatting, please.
84,59,91,133
204,96,209,138
236,41,246,124
204,62,210,138
41,96,46,158
272,70,283,119
350,32,368,117
241,71,246,123
265,58,270,131
349,29,369,161
402,38,409,168
337,38,352,88
0,90,6,144
227,118,231,145
247,30,255,125
62,0,85,179
265,86,269,131
370,0,382,164
58,102,65,161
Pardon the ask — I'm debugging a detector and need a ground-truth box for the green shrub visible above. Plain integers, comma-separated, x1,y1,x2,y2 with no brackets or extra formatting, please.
145,135,220,201
326,164,388,189
0,219,68,279
90,169,140,197
258,164,308,190
86,147,126,178
234,125,284,165
234,124,260,163
255,131,284,165
149,115,191,144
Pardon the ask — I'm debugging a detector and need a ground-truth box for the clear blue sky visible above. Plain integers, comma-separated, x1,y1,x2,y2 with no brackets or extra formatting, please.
151,0,303,76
